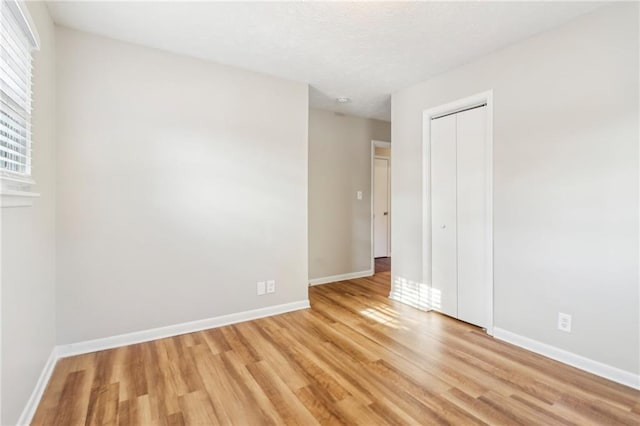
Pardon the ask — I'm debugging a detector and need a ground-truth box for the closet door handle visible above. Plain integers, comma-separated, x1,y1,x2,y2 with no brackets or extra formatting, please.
441,224,446,229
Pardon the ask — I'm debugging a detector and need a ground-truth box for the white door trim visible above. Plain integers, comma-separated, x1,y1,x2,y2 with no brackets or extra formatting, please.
422,91,494,335
371,140,391,272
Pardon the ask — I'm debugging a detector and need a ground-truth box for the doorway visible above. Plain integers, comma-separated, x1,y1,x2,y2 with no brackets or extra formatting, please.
371,140,391,273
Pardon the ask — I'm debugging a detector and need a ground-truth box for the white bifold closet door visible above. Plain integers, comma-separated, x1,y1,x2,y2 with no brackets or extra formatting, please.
431,105,487,329
431,114,458,317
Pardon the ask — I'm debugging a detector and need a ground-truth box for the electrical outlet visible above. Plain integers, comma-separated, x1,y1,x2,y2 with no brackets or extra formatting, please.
356,191,363,200
266,280,276,294
558,312,572,333
257,281,266,296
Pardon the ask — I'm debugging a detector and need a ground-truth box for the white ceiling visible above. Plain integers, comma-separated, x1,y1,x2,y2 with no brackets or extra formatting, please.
47,1,605,121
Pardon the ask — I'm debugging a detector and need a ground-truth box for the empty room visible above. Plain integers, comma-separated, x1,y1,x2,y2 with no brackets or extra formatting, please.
1,0,639,425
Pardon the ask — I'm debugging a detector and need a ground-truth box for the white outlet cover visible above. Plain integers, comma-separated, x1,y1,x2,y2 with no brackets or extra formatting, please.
357,191,363,200
257,281,266,295
558,312,572,333
267,280,276,293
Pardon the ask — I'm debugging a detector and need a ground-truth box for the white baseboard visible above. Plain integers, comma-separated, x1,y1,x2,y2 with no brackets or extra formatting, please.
18,300,309,425
493,327,640,390
58,300,310,358
17,347,59,426
309,269,373,286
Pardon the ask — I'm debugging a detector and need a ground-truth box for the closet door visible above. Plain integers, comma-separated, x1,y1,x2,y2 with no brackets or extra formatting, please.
456,106,487,328
430,114,457,317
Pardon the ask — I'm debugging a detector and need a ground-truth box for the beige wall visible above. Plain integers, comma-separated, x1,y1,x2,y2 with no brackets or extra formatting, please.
55,28,309,344
392,3,638,374
308,109,390,279
1,2,57,424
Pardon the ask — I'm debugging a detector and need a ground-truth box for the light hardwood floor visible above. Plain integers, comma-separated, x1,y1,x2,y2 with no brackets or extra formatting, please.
33,265,640,425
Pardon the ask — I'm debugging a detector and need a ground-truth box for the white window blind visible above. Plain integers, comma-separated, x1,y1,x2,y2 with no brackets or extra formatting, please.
0,0,35,177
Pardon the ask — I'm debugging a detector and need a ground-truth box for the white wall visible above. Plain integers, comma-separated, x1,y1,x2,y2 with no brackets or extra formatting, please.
55,28,309,344
1,2,57,424
392,3,639,375
308,109,390,279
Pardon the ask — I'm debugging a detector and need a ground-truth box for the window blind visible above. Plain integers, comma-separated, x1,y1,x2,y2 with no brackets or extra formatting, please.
0,0,33,176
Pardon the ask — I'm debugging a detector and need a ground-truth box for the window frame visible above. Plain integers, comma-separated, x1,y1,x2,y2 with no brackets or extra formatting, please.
0,0,40,207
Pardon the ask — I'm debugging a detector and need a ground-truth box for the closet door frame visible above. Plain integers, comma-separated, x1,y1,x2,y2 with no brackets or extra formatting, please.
422,90,494,335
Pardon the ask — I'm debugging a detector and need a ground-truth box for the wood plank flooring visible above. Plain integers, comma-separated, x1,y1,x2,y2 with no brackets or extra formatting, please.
33,266,640,425
374,257,391,273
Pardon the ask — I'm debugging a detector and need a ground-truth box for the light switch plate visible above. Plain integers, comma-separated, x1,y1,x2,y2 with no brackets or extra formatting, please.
266,280,276,294
257,281,266,295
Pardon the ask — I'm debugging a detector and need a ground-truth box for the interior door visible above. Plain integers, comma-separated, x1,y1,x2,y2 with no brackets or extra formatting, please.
430,114,457,317
374,158,389,258
456,106,487,328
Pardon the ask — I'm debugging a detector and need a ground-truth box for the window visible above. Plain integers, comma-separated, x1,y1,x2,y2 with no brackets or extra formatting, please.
0,0,39,205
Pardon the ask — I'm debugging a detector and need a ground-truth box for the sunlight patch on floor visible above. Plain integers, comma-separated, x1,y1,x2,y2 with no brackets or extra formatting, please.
359,307,407,330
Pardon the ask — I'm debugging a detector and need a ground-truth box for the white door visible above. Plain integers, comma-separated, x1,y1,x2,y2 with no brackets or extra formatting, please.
374,158,390,258
456,106,487,328
430,105,488,328
430,114,457,317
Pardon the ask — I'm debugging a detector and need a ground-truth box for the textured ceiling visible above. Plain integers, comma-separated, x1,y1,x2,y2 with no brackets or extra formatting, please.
47,1,604,121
